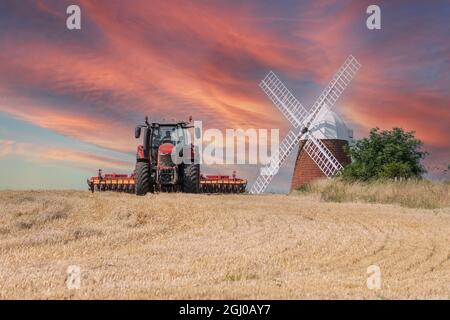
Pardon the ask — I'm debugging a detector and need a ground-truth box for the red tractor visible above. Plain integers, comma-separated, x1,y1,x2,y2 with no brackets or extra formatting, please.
133,117,200,195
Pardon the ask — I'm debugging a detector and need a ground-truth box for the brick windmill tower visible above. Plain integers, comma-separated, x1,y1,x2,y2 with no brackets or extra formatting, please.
290,106,353,191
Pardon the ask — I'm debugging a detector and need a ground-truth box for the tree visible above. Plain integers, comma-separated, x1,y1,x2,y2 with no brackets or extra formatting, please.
341,127,427,181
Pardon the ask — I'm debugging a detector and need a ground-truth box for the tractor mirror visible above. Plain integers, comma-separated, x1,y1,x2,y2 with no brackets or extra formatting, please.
135,126,141,139
194,127,201,139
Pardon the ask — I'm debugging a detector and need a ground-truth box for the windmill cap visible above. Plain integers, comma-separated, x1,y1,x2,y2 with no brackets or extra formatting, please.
302,106,353,141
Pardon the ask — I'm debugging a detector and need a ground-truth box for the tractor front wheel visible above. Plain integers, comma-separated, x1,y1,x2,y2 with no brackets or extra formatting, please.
182,164,200,193
135,161,150,196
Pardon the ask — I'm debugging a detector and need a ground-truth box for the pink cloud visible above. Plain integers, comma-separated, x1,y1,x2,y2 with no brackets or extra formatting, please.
0,139,132,171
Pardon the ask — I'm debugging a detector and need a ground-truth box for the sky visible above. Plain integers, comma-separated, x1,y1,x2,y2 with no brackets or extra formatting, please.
0,0,449,191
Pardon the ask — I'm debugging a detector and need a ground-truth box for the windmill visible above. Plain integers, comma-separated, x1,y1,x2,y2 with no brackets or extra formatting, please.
250,55,361,194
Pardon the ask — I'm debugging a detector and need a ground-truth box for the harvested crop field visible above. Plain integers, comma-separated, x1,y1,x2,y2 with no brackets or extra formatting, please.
0,190,449,299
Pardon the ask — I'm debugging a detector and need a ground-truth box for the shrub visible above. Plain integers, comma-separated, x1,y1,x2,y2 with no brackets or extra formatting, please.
341,127,427,181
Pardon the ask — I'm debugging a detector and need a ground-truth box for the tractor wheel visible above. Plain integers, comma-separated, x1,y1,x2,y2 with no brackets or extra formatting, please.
135,161,150,196
182,164,200,193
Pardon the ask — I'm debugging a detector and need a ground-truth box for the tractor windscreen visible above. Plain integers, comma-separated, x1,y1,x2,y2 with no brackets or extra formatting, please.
152,125,186,147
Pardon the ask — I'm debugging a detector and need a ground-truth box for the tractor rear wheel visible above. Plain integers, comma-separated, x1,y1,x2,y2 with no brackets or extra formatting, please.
182,164,200,193
135,161,150,196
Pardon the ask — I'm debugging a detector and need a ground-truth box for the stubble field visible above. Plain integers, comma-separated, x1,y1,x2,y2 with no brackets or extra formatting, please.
0,190,449,299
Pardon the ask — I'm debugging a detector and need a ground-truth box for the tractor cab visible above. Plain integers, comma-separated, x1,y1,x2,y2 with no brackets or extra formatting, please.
135,119,194,161
151,124,187,147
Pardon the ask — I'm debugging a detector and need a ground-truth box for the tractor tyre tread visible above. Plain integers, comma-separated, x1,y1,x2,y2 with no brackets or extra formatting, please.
182,164,200,193
135,161,150,196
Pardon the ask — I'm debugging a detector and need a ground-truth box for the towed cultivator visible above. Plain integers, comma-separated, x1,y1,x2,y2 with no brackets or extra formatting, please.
199,173,247,193
87,170,136,193
88,170,247,194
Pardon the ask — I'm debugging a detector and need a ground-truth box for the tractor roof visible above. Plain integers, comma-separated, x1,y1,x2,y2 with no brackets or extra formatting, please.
148,121,191,127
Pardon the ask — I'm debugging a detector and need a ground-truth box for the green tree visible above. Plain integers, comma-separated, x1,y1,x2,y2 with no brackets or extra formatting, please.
341,127,427,181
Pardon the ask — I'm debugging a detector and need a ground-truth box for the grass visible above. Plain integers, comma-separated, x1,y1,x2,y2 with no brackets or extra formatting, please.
298,179,450,209
0,190,449,299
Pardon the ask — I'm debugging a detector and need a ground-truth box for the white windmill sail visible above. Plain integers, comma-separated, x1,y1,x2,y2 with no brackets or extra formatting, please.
251,129,300,194
259,71,307,128
303,55,360,129
250,55,360,194
302,132,344,177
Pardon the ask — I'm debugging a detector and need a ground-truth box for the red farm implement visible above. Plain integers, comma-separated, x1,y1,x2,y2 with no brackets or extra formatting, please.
88,169,247,194
200,173,247,193
87,170,135,193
